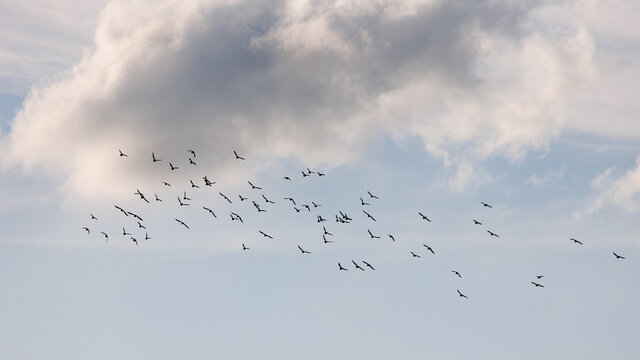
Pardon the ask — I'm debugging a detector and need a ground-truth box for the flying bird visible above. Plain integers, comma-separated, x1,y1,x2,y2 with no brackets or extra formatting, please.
183,191,191,200
187,149,196,158
297,245,311,254
352,260,365,271
175,218,190,229
115,205,128,216
367,191,379,199
488,230,499,237
137,221,146,229
219,192,232,203
119,149,128,157
302,204,311,211
259,231,273,239
155,194,162,202
248,181,262,190
302,170,310,177
239,195,248,201
89,213,98,220
387,234,395,242
613,252,626,259
473,219,482,225
363,210,376,221
316,172,325,176
163,182,171,187
360,197,370,206
423,244,435,254
203,207,216,218
189,158,196,165
531,282,544,288
312,202,321,208
362,261,375,270
234,150,245,160
190,180,200,188
457,289,468,299
418,212,431,222
177,197,189,206
570,238,583,245
230,212,243,223
284,197,296,205
481,202,492,208
145,233,152,240
338,263,348,271
411,252,421,258
242,243,250,250
283,176,291,181
152,152,162,162
82,227,90,234
123,227,131,236
323,226,333,236
100,232,108,242
452,270,462,278
323,234,333,244
131,237,138,246
169,162,179,170
368,229,380,239
536,275,544,279
262,194,275,204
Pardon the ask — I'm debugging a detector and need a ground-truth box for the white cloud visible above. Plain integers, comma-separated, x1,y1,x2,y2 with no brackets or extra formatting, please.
526,167,564,188
0,0,596,199
586,157,640,214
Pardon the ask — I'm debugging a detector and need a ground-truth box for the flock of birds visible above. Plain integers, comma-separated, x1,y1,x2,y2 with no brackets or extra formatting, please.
80,148,629,300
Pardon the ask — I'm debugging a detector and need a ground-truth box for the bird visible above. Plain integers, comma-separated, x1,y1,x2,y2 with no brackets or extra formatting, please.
190,180,200,188
284,197,296,205
187,149,196,158
312,201,321,208
115,205,128,216
316,172,325,176
183,191,191,201
100,232,108,242
387,234,395,242
423,244,435,254
613,252,626,259
352,260,365,271
128,211,143,220
338,263,348,271
360,197,370,206
230,212,243,223
531,282,544,288
145,233,152,240
302,170,310,177
82,226,90,234
137,221,146,229
302,204,311,211
457,289,468,299
363,210,376,221
323,234,333,244
203,207,216,218
248,181,262,190
473,219,482,225
536,275,544,279
481,202,492,208
367,191,379,199
162,181,171,187
368,229,380,239
89,213,98,220
239,195,248,201
134,189,149,203
152,152,162,162
411,252,421,258
418,212,431,222
242,243,250,250
234,150,245,160
452,270,462,278
169,162,179,170
123,227,131,236
297,245,311,254
323,226,332,236
119,149,128,157
203,176,215,186
262,194,275,204
219,192,232,203
316,215,326,223
259,231,273,239
488,230,499,237
570,238,583,245
283,176,291,181
175,218,190,229
177,197,189,206
131,237,138,246
362,261,375,270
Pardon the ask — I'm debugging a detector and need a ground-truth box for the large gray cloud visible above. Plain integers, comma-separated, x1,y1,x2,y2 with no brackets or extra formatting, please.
0,0,594,199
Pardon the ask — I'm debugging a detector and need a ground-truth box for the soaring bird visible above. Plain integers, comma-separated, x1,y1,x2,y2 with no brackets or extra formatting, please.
182,191,191,201
352,260,365,271
613,252,626,259
177,197,189,206
316,215,326,223
259,231,273,239
312,202,321,208
230,212,243,223
338,263,348,271
452,270,462,278
283,176,291,181
119,149,128,157
531,282,544,288
481,202,492,208
387,234,395,242
423,244,435,254
411,252,421,258
473,219,482,225
363,210,376,221
242,243,250,250
248,181,262,190
190,180,200,188
262,194,275,204
175,218,190,229
203,206,216,218
189,158,196,165
145,233,152,240
234,150,245,160
570,238,583,245
128,212,143,221
323,234,333,244
162,181,171,187
219,192,232,203
362,261,375,270
317,172,325,176
418,212,431,222
297,245,311,254
152,152,162,162
488,230,499,237
323,226,333,236
187,149,196,158
134,189,149,203
89,213,98,220
367,191,379,199
123,227,131,236
368,229,380,239
137,221,146,229
457,289,468,299
131,237,138,246
302,204,311,211
302,170,310,177
284,197,296,205
100,232,108,242
536,275,544,279
155,194,162,202
169,162,179,170
82,227,90,234
360,197,370,206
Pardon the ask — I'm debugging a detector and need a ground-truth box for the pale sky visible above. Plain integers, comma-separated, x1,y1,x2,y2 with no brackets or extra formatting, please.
1,1,639,359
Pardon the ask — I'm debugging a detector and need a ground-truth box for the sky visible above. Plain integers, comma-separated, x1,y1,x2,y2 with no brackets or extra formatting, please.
1,0,640,358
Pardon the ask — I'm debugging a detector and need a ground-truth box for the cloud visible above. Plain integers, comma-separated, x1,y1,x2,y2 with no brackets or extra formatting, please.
586,157,640,214
0,0,595,200
526,167,564,188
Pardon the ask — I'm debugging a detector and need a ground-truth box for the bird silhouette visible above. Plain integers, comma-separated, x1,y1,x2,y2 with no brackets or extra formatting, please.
177,196,189,206
187,149,196,158
284,197,296,205
423,244,435,254
163,182,171,187
175,218,190,229
234,150,245,160
248,181,262,190
127,211,143,221
134,189,150,203
323,226,333,236
411,252,421,258
317,172,325,176
452,270,461,278
155,194,163,202
203,207,216,218
316,215,326,223
418,212,431,222
230,212,243,223
190,180,200,188
367,191,379,199
152,152,162,162
169,162,179,170
123,227,131,236
338,263,348,271
360,198,370,206
119,149,128,157
368,229,380,239
114,205,128,216
473,219,482,225
362,261,375,270
259,231,273,239
302,204,311,211
481,202,492,208
82,226,90,234
613,252,626,259
387,234,396,242
242,243,250,250
302,170,310,177
239,195,248,201
531,282,544,288
352,260,365,271
570,238,583,245
90,213,98,220
297,245,311,254
283,176,291,181
363,210,376,221
219,192,232,203
145,233,152,240
323,234,333,244
312,202,321,208
262,194,275,204
189,158,196,165
100,232,108,242
487,230,499,237
137,221,146,229
536,275,544,279
131,237,138,246
457,289,468,299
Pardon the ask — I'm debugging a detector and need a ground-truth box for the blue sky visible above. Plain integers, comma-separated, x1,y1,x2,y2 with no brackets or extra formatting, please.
1,0,640,359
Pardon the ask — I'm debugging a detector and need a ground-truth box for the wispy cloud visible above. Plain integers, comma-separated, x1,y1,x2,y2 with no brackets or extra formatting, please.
526,167,564,188
586,157,640,214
